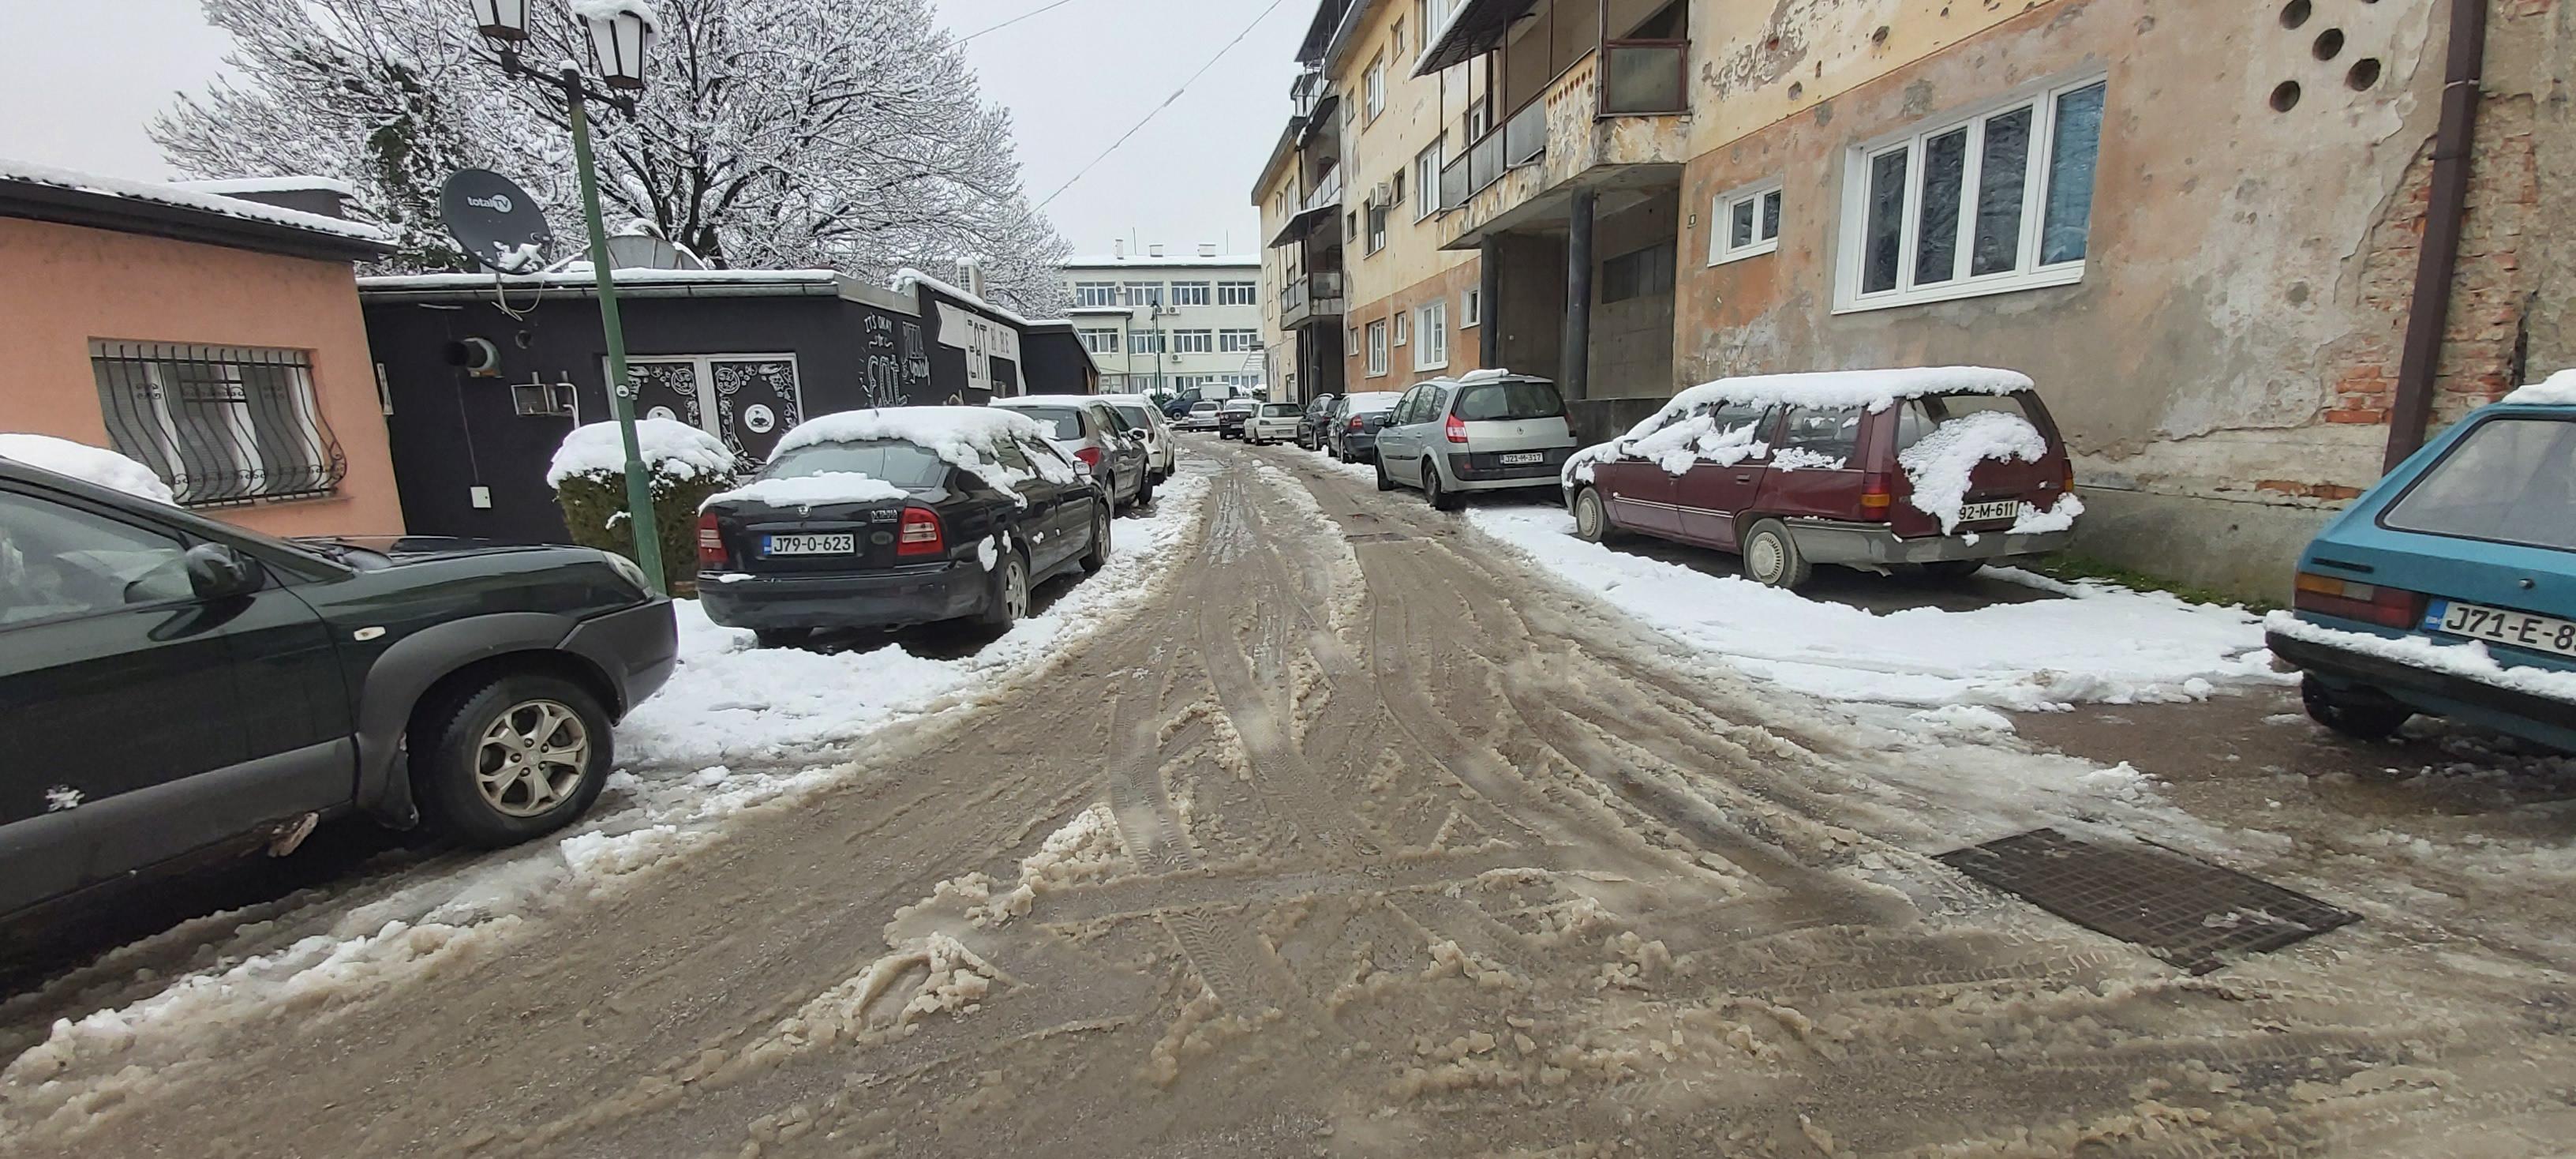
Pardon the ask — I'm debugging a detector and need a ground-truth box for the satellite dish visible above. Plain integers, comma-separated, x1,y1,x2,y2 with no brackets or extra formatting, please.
440,169,556,275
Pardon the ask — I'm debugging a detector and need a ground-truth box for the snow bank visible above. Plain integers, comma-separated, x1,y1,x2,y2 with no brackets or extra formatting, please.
545,418,736,488
1466,506,2287,710
0,435,174,504
2501,369,2576,406
2265,611,2576,704
771,407,1070,499
1896,410,2049,532
702,472,908,511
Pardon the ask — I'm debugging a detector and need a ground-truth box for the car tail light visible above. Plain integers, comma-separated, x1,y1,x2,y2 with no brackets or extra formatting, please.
2061,459,2078,492
1859,472,1894,520
1348,416,1365,430
695,513,727,567
2293,572,2426,629
1073,445,1103,468
1444,414,1469,444
897,506,945,557
1566,419,1581,440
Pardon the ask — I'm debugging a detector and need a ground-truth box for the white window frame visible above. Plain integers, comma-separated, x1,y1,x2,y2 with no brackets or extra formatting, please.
1170,281,1213,307
1365,320,1390,377
1129,329,1165,356
1218,281,1258,306
1364,55,1387,122
1077,328,1121,354
1073,281,1119,308
1413,138,1445,223
1413,300,1448,370
1365,202,1389,254
1834,73,2106,313
1218,328,1261,353
1125,282,1164,307
1171,329,1215,354
1460,285,1481,328
1710,178,1784,265
1392,309,1409,347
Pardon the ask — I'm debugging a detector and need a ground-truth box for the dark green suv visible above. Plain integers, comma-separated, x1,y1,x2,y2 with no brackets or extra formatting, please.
0,458,676,925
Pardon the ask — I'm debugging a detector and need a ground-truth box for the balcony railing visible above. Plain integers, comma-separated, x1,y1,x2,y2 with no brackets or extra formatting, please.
1280,271,1344,327
1438,86,1548,212
1304,169,1343,214
1600,40,1688,114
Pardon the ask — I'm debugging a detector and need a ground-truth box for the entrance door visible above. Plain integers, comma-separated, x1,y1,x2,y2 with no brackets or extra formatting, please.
618,354,805,466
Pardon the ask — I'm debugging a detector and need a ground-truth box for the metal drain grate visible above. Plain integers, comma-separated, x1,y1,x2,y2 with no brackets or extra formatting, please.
1936,828,2358,974
1344,531,1413,543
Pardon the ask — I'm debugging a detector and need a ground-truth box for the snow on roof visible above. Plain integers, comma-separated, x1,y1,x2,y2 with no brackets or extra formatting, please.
546,418,736,488
2502,369,2576,406
1664,366,2035,415
170,175,357,197
702,472,908,512
360,268,839,291
890,267,1032,328
1062,253,1259,269
0,434,175,504
993,394,1114,409
0,158,390,243
770,407,1073,497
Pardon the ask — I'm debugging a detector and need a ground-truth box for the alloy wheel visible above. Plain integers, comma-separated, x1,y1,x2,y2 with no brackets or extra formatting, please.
474,700,590,818
1004,558,1031,621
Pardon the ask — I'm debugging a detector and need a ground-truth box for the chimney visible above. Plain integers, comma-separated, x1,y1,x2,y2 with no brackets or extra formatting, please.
1113,238,1125,259
1149,243,1165,258
957,257,986,299
1199,242,1218,257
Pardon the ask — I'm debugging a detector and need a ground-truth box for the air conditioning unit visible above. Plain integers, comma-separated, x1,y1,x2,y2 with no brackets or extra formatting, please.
1372,182,1393,206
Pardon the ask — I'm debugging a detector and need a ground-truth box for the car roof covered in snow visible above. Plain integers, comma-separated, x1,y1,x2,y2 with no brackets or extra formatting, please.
2500,369,2576,407
772,407,1070,495
1661,366,2035,415
1342,392,1405,412
991,395,1114,410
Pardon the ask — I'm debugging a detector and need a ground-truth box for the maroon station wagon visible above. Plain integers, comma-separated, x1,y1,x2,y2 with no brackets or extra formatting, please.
1563,372,2081,589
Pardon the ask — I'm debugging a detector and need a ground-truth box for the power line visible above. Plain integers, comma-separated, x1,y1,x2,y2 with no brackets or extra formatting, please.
956,0,1086,45
1035,0,1293,210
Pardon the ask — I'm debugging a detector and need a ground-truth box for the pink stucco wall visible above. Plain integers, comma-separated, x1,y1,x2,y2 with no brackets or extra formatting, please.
0,216,402,536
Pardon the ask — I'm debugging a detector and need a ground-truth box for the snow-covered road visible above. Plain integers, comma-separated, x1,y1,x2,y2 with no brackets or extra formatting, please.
4,443,2570,1157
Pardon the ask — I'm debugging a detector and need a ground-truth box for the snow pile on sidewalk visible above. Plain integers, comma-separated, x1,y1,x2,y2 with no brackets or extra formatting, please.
545,418,736,486
1896,410,2047,532
1466,506,2286,710
0,474,1211,1123
0,435,174,503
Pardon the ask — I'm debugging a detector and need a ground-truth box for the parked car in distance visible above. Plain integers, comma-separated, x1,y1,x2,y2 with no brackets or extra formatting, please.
2268,378,2576,754
1374,372,1582,511
1297,394,1341,449
1245,402,1303,445
1094,392,1176,482
1216,398,1258,441
1177,400,1222,432
1327,391,1405,463
990,396,1152,509
697,407,1111,648
0,452,678,925
1561,368,2079,590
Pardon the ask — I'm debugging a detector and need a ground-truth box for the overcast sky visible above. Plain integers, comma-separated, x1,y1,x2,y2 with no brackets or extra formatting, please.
0,0,1304,261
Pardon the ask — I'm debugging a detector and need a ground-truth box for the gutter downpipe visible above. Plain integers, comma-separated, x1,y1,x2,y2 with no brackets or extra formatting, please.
2383,0,2488,472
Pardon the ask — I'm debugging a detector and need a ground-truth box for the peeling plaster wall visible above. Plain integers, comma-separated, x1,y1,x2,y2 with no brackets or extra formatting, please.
1667,0,2569,595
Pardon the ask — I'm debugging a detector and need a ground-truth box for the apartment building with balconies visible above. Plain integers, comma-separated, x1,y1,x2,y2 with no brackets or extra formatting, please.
1062,245,1267,401
1261,0,2574,598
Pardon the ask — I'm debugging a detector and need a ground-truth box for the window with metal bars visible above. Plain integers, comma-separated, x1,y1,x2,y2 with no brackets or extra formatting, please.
88,340,345,507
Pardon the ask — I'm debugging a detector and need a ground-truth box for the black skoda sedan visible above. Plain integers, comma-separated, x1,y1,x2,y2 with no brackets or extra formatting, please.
695,407,1112,647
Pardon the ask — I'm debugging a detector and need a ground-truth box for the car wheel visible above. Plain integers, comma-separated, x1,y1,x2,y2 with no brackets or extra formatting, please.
979,550,1032,628
1573,487,1622,543
753,628,811,650
1080,502,1112,573
2301,673,2412,741
1134,472,1155,509
1375,455,1396,492
1742,519,1814,590
412,673,612,849
1424,461,1462,511
1325,442,1339,461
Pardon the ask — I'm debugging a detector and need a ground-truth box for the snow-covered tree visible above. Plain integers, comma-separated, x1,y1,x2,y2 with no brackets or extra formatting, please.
155,0,1071,316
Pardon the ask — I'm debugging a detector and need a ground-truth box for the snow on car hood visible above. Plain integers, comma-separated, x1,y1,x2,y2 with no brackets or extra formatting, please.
0,433,176,504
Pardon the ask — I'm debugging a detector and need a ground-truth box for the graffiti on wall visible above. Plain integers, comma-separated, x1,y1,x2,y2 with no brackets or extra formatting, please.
861,311,931,407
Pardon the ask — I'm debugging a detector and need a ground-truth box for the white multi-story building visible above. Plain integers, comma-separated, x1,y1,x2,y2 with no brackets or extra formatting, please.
1062,244,1266,399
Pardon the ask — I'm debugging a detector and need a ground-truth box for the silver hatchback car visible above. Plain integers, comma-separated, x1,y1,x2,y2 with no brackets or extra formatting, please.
1372,372,1580,510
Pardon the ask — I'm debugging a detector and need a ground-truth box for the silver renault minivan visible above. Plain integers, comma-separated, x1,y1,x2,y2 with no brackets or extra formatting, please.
1372,372,1580,510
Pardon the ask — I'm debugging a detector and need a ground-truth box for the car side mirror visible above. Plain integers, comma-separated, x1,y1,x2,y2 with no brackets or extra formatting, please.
184,542,264,599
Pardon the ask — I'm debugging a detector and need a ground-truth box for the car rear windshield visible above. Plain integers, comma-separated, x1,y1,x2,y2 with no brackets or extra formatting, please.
762,439,948,488
1893,392,2042,451
1261,403,1301,417
1005,407,1087,440
1109,404,1152,429
2383,416,2576,552
1451,381,1566,421
1222,399,1257,412
1191,403,1219,414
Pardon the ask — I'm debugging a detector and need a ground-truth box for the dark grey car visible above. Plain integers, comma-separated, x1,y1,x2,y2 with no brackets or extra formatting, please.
1325,391,1406,463
990,397,1154,510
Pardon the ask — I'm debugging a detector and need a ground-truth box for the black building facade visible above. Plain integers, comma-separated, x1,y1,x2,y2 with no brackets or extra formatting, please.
360,269,1091,543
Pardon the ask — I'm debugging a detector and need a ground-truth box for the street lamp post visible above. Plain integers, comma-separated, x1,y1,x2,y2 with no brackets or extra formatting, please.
470,0,668,595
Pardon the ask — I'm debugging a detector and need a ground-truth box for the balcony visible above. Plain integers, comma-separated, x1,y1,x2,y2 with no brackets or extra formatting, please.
1436,45,1691,250
1279,271,1344,330
1304,168,1343,214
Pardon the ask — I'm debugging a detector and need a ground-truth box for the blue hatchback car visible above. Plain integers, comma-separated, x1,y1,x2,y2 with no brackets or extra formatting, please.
2267,383,2576,753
